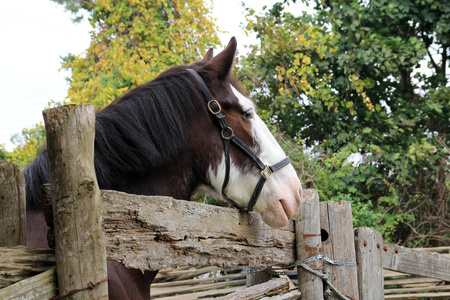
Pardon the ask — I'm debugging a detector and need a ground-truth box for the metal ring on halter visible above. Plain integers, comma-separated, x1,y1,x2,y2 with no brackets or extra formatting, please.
221,127,234,139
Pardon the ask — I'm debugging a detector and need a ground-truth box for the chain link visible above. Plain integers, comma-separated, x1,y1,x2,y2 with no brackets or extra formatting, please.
295,254,357,267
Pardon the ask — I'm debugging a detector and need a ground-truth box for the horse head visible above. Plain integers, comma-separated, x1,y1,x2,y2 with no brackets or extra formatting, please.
191,38,302,228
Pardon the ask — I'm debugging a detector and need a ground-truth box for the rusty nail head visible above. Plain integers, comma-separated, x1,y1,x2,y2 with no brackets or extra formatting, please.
394,248,399,254
377,243,381,249
383,246,388,252
363,240,368,247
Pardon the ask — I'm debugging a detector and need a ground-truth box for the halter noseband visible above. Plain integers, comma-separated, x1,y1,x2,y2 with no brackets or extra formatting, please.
188,69,291,212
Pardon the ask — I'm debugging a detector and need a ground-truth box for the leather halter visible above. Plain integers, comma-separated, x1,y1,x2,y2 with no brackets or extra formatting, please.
188,69,291,212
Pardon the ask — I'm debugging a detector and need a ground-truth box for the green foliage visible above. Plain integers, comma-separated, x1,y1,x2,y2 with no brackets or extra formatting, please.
11,0,220,167
1,123,46,169
54,0,221,109
239,0,449,246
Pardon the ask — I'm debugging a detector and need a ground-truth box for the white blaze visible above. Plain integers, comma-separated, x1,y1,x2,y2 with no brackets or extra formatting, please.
203,85,300,216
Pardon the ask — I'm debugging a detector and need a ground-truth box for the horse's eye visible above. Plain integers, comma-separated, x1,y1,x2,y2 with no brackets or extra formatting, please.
243,111,254,120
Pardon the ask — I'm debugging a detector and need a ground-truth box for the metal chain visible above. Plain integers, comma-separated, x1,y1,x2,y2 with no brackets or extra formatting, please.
248,254,358,300
298,263,352,300
295,254,357,267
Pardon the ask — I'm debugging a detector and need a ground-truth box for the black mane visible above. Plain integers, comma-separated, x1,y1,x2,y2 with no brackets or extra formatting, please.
24,65,205,209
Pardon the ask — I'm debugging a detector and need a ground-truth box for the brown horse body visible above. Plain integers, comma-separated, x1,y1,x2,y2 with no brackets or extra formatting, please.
24,38,302,299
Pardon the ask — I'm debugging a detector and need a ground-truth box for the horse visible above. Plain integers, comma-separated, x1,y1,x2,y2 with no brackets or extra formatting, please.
23,37,302,299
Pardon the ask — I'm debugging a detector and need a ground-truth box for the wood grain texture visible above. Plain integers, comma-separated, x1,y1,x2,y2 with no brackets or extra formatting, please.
295,189,324,299
0,246,55,289
355,227,384,300
215,278,289,299
102,190,296,271
0,268,57,300
382,241,450,281
0,161,26,247
44,104,108,299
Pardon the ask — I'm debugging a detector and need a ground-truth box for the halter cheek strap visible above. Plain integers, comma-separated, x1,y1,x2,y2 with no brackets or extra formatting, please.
187,69,291,212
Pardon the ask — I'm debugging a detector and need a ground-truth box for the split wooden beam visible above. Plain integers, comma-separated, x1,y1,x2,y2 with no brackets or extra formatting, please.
102,190,296,271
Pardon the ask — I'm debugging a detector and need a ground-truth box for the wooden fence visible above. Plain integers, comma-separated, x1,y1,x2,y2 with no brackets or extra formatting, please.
0,104,449,299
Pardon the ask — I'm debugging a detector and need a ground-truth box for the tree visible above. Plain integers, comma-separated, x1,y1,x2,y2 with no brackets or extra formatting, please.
9,0,220,167
238,0,449,246
54,0,221,109
1,123,47,169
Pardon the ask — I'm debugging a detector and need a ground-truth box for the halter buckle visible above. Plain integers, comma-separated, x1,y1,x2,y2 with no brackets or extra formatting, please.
208,100,222,115
261,165,273,179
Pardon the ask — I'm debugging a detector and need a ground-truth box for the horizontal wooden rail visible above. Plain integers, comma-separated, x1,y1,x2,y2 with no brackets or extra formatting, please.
102,190,297,271
382,241,450,281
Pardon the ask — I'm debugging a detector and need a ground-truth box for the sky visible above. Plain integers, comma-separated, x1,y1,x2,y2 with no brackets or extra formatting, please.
0,0,311,151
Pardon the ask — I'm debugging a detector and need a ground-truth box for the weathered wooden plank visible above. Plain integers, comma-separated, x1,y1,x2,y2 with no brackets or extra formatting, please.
151,272,245,288
384,285,450,294
0,268,57,300
0,246,55,289
151,279,247,298
355,227,384,300
102,190,296,271
295,189,323,299
215,278,290,299
382,241,450,281
155,266,223,283
384,292,450,299
0,161,26,247
320,201,359,300
44,104,108,299
156,286,242,300
260,291,301,300
384,277,443,286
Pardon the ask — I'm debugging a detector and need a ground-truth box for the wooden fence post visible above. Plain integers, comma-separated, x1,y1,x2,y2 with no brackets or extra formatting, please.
43,104,108,299
0,161,26,247
320,201,359,300
354,227,384,300
295,189,324,299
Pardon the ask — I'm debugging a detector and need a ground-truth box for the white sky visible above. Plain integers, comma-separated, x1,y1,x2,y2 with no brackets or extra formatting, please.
0,0,310,151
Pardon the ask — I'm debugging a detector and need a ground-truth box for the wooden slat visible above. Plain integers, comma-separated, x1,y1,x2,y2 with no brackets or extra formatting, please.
0,268,57,300
152,272,245,288
382,241,450,281
151,279,247,298
384,285,450,294
0,246,55,289
156,286,243,300
384,292,450,299
215,278,290,299
383,269,409,278
384,277,443,286
260,291,301,300
102,190,296,271
155,266,222,282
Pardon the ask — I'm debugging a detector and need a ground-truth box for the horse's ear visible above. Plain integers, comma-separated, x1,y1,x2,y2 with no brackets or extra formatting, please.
201,48,214,63
205,37,237,80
